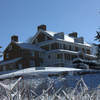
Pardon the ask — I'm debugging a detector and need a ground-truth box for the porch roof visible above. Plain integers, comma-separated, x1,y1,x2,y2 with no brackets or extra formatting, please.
46,49,97,58
16,42,44,52
0,57,22,66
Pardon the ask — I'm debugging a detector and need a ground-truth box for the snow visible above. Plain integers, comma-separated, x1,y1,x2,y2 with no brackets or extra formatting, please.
73,58,83,63
84,42,91,47
0,77,22,91
16,43,44,51
0,67,82,79
0,57,22,66
46,49,78,54
45,31,57,37
50,31,91,47
64,35,74,43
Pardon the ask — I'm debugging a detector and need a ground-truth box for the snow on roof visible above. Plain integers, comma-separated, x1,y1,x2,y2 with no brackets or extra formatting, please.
16,43,44,51
0,57,22,66
44,31,75,42
73,58,83,63
44,31,57,37
64,34,74,42
85,54,97,58
84,42,91,47
46,49,78,54
44,31,91,47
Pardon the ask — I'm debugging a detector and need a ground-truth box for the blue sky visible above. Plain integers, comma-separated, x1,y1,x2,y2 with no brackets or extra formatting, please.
0,0,100,51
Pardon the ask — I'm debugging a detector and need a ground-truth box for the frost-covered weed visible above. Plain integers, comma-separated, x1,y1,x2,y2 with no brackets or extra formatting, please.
0,76,100,100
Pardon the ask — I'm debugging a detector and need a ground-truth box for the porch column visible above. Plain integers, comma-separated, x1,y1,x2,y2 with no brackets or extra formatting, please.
49,43,51,50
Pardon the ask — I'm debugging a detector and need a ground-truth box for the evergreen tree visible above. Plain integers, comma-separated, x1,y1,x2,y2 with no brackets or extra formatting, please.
0,46,2,57
95,31,100,42
95,31,100,60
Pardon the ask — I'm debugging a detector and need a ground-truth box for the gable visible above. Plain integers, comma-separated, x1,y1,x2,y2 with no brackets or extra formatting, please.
4,42,20,53
16,43,44,51
32,31,53,44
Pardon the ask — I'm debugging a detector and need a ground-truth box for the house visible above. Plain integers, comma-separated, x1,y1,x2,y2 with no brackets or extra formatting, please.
31,25,96,67
0,25,97,71
0,35,44,71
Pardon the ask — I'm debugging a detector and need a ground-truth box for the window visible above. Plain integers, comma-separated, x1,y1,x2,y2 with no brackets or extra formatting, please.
59,44,62,49
30,60,34,66
82,48,85,53
87,49,90,54
51,43,59,50
6,53,9,59
57,54,63,59
64,54,72,60
63,44,66,49
32,52,34,56
41,45,49,51
64,53,67,60
18,64,22,69
75,46,79,51
67,54,70,60
72,55,77,60
48,55,51,59
69,45,71,50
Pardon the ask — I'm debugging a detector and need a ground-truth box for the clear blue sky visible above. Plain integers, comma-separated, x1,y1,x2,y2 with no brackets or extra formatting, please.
0,0,100,51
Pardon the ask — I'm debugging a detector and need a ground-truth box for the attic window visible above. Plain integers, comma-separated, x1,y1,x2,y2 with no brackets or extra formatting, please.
37,33,45,42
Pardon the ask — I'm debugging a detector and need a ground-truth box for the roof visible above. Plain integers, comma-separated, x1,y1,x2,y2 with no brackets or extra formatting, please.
16,42,44,51
63,34,74,42
44,31,57,37
44,31,75,42
0,57,22,66
44,31,91,47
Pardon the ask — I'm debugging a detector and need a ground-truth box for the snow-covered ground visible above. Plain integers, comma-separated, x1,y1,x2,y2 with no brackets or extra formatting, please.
0,67,100,80
0,72,100,100
0,67,100,100
0,67,83,79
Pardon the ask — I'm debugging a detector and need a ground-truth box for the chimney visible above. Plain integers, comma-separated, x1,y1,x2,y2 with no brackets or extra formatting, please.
11,35,18,42
68,32,78,38
37,24,46,31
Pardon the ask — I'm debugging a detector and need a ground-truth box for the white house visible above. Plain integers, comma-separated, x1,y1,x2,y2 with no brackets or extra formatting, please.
0,25,97,71
31,25,96,67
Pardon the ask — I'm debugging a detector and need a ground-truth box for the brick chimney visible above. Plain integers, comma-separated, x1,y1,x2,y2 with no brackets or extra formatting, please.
11,35,18,42
68,32,78,38
37,24,46,31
